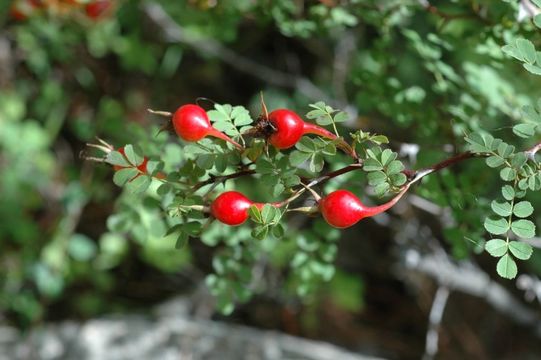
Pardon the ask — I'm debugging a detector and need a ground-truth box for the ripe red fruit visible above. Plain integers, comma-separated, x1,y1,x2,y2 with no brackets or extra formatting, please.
267,109,356,157
85,0,111,19
267,109,337,149
172,104,243,150
210,191,266,226
319,189,407,228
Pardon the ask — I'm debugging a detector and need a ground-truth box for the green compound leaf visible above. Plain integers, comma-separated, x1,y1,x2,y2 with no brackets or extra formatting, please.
113,168,139,186
485,239,508,257
490,200,512,217
511,220,536,239
496,254,518,280
513,201,534,218
484,217,509,235
508,241,533,260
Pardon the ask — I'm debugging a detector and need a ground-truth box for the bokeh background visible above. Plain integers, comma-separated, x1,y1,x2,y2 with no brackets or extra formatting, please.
2,1,541,359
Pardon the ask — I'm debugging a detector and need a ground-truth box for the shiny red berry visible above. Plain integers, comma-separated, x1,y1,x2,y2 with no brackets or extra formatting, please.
210,191,265,226
268,109,338,149
172,104,243,150
320,189,406,228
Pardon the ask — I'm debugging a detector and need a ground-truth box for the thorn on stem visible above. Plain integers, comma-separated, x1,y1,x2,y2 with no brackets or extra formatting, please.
260,91,269,119
195,97,217,108
300,182,321,202
147,108,173,117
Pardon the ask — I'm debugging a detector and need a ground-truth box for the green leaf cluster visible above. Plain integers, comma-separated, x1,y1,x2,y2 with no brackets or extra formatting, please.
256,155,300,197
363,147,407,196
207,104,253,143
248,204,285,240
289,137,337,173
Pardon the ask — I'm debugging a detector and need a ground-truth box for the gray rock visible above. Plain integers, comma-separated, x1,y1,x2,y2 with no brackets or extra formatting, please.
1,297,384,360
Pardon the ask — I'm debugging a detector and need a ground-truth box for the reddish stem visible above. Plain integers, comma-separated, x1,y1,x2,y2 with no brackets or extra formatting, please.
361,184,410,218
207,128,244,151
302,123,358,159
302,122,337,140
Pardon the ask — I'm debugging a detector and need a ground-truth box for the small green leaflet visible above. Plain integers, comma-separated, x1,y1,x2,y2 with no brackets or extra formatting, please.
513,201,534,218
510,220,536,239
483,217,509,235
508,241,533,260
513,123,536,138
501,185,514,201
485,239,508,257
106,151,130,167
123,145,144,166
496,254,518,279
125,175,151,194
113,168,139,186
490,200,512,217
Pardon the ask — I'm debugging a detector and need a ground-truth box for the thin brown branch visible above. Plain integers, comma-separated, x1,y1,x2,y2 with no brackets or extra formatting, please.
192,169,256,191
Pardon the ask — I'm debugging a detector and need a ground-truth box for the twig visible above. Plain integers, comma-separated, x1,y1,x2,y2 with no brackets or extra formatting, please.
192,169,256,191
409,151,477,183
400,249,541,336
423,286,451,360
525,142,541,160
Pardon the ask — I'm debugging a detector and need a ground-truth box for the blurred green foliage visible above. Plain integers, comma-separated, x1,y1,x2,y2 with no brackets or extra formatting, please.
2,0,541,329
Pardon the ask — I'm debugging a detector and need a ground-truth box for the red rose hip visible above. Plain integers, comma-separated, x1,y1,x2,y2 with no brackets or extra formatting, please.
172,104,243,150
320,188,408,228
